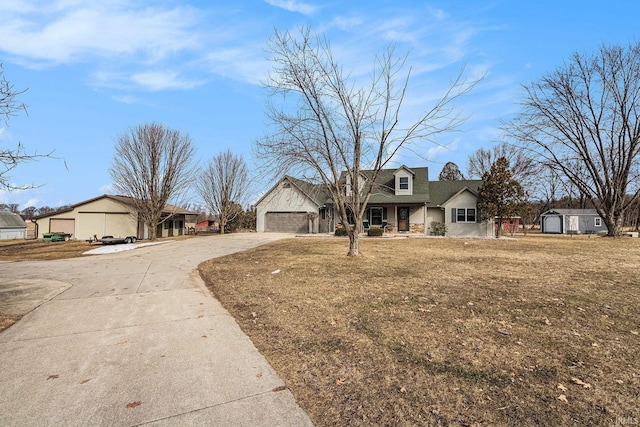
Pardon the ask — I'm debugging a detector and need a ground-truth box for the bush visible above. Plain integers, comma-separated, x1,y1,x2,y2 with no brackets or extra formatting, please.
429,221,447,236
367,227,384,237
334,227,348,237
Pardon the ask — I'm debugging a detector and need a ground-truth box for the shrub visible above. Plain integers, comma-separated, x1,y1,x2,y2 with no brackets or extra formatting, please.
429,221,447,236
367,227,384,237
334,227,348,237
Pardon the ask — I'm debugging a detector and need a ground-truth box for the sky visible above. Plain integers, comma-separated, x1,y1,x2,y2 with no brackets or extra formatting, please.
1,0,639,211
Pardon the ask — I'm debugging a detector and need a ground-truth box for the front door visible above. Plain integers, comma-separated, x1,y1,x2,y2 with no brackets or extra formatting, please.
398,207,410,231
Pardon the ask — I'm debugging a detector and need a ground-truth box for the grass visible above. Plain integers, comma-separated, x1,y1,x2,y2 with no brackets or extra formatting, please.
199,234,640,426
0,234,198,262
0,239,94,261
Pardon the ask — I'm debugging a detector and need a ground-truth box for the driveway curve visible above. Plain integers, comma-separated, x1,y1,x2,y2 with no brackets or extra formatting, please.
0,233,313,426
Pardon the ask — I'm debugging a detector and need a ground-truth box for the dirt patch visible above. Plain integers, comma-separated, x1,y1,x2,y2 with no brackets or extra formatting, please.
199,235,640,426
0,313,21,332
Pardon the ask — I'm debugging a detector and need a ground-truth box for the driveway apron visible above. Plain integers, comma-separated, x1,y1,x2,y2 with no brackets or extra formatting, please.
0,233,313,426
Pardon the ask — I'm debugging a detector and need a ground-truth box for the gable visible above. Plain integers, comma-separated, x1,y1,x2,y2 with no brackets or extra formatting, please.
393,167,414,196
256,177,322,212
441,187,478,207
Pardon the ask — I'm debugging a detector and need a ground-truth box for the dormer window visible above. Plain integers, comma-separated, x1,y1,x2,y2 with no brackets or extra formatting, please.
399,177,409,190
393,166,414,195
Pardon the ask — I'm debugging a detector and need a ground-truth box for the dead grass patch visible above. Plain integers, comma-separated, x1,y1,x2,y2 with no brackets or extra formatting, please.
0,239,94,261
199,235,640,426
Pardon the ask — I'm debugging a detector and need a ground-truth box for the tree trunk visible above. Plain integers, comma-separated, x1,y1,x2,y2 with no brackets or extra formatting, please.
149,220,157,241
605,209,624,236
347,228,360,256
495,218,503,238
219,218,226,234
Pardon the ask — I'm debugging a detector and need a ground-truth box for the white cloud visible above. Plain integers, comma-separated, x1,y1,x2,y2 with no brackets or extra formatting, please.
0,1,202,66
99,183,115,194
131,71,205,91
264,0,318,15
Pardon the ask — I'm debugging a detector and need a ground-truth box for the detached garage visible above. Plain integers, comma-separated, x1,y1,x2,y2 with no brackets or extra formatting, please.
34,195,195,240
0,211,27,240
540,209,608,234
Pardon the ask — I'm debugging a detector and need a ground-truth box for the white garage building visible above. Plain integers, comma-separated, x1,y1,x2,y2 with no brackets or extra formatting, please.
0,211,27,240
34,195,195,240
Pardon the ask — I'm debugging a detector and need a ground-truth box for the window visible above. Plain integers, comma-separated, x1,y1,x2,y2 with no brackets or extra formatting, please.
453,208,476,223
370,207,383,226
595,217,601,227
399,177,409,190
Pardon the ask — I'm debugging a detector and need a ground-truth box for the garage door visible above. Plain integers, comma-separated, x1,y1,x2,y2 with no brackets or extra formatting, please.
50,218,75,235
265,212,308,233
543,215,561,233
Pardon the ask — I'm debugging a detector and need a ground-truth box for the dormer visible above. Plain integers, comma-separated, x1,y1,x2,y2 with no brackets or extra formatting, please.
394,165,415,195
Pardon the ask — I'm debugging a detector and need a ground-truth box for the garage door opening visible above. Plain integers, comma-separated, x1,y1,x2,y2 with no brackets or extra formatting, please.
265,212,308,233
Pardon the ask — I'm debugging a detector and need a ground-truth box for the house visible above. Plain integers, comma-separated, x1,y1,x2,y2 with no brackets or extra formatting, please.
255,166,494,238
540,209,608,234
0,211,27,240
34,195,196,240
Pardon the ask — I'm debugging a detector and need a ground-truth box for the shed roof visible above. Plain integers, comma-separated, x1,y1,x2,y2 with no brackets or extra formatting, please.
541,209,600,216
34,194,195,219
0,211,27,228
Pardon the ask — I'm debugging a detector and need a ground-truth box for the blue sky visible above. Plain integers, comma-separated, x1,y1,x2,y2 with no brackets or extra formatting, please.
1,0,638,210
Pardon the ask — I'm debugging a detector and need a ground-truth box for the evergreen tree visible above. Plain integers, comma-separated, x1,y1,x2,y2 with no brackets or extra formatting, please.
478,157,526,237
438,161,464,180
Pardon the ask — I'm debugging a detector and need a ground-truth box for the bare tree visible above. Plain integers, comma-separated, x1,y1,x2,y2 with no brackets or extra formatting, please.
195,150,249,234
255,27,479,256
467,142,538,190
438,161,464,180
1,63,54,190
110,123,197,240
504,43,640,236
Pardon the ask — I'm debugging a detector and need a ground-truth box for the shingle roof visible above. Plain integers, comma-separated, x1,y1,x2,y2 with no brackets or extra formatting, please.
34,194,196,219
542,209,600,216
267,167,484,207
426,180,482,207
0,211,27,228
286,176,331,206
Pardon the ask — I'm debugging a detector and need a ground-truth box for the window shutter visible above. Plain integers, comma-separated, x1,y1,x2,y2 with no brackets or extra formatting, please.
476,207,481,223
383,207,388,220
451,208,457,223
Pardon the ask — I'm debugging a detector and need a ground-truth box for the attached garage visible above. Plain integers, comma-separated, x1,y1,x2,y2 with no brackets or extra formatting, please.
256,176,329,233
265,212,309,233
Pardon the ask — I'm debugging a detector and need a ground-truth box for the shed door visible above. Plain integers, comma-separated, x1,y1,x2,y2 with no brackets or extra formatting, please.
265,212,308,233
50,218,75,235
544,216,561,233
568,216,579,233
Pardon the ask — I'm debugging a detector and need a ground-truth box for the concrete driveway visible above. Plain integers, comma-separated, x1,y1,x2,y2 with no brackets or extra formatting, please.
0,233,313,426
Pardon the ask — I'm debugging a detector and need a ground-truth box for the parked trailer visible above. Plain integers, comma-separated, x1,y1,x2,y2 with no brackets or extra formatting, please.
98,235,138,244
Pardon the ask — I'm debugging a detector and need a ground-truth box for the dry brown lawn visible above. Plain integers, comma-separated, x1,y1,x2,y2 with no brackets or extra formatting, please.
199,234,640,426
0,239,94,261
